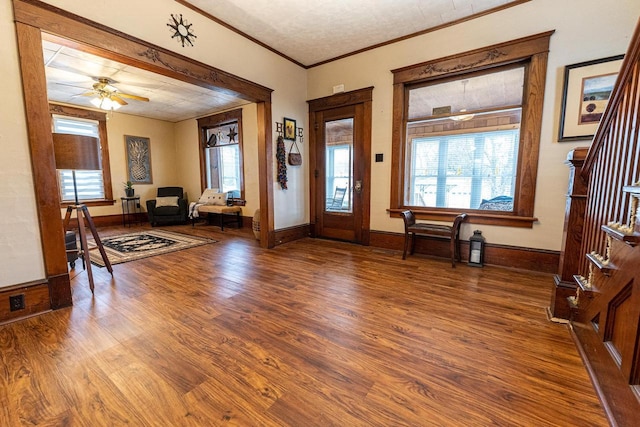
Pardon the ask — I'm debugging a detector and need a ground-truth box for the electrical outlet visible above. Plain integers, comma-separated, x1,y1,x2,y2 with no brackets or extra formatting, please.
9,294,25,311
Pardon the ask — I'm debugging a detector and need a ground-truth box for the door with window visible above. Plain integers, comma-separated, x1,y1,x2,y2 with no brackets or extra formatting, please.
309,89,372,244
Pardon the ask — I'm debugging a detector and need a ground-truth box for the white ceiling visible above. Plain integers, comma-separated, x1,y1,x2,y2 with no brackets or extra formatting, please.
43,0,524,122
182,0,522,66
43,40,250,123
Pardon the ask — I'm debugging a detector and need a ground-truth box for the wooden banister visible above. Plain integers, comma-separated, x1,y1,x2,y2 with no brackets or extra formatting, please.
558,17,640,427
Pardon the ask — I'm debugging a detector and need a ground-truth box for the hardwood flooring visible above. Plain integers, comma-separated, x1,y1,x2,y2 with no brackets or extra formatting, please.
1,224,608,426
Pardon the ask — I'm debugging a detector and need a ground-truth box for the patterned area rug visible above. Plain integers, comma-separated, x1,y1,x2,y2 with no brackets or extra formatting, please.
88,230,217,267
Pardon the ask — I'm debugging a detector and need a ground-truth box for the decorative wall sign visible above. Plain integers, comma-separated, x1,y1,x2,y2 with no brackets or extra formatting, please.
125,135,152,184
558,55,624,141
167,14,196,47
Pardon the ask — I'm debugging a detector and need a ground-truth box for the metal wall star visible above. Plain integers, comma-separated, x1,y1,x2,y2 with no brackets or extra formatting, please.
167,14,196,47
227,126,237,143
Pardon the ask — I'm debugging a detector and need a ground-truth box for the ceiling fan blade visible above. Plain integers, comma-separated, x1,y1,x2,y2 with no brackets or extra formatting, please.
117,93,150,102
110,95,128,105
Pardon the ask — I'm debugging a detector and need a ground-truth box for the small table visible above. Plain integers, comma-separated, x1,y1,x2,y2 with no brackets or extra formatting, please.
121,196,141,227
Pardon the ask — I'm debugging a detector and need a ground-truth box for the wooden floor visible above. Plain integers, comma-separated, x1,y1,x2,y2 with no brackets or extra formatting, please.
1,224,608,426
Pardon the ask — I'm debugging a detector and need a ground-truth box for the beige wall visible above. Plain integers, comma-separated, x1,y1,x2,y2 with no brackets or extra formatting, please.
307,0,640,251
0,0,45,285
1,0,308,287
77,112,177,219
38,0,309,230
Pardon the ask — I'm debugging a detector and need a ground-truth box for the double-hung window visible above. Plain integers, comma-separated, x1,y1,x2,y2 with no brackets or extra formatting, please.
53,115,105,202
50,104,112,205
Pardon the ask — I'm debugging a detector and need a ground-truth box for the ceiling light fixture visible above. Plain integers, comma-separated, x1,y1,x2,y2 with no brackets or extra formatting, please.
90,96,122,111
451,80,475,122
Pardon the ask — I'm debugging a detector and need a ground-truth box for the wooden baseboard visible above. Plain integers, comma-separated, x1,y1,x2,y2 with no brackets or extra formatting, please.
274,224,311,246
369,230,560,273
65,213,133,229
570,322,640,426
272,226,558,273
0,280,51,324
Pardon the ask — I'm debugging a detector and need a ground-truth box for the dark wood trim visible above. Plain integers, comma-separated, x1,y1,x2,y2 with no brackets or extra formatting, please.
549,147,589,320
307,87,374,112
257,101,274,248
12,0,276,301
197,108,244,198
49,103,114,204
274,224,311,246
307,88,373,245
14,22,69,306
583,18,640,178
0,280,52,324
391,31,555,83
389,32,553,226
15,0,272,102
388,209,537,228
369,230,559,273
570,322,640,426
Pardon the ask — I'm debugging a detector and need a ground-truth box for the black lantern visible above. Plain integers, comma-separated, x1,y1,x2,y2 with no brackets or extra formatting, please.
468,230,485,267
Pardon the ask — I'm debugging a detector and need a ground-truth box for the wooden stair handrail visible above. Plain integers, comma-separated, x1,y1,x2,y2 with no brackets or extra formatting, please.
582,17,640,179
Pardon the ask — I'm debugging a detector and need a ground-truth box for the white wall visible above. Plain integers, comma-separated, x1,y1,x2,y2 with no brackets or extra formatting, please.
307,0,640,251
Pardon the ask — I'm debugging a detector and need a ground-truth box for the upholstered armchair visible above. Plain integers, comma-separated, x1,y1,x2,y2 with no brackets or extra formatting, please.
146,186,188,226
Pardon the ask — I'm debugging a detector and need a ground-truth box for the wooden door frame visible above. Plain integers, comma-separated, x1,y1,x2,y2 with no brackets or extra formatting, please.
308,87,373,245
13,0,276,309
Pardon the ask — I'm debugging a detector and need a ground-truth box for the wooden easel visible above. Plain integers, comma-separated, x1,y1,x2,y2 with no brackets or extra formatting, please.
63,204,112,293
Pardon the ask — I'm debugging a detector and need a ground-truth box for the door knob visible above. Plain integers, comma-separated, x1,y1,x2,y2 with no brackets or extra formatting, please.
354,180,362,194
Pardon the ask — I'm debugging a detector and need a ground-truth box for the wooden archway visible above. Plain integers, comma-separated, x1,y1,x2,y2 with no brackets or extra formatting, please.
13,0,275,308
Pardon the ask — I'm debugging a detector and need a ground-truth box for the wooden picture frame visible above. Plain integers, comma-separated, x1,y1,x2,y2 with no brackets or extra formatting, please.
283,117,296,141
125,135,152,184
558,55,624,141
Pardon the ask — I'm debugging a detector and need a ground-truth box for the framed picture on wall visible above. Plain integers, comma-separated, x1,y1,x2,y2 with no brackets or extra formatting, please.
125,135,152,184
283,117,296,141
558,54,624,142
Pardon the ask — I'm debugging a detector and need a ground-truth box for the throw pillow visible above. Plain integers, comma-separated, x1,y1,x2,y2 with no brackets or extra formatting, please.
197,188,220,205
211,192,228,206
155,196,179,207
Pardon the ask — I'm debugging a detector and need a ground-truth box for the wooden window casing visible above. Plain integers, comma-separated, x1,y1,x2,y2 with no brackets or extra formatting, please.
49,104,114,207
389,32,553,227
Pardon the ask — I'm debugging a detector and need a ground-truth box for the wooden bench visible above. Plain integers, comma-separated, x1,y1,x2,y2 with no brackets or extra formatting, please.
400,210,467,267
192,205,242,230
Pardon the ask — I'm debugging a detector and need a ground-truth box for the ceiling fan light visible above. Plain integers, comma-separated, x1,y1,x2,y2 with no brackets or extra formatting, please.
90,96,121,111
450,109,475,122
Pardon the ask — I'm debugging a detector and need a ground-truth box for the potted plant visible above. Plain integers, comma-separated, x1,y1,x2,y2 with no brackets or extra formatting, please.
124,180,134,197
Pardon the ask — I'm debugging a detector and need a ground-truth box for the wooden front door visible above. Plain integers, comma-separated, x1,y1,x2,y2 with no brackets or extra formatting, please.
308,88,372,244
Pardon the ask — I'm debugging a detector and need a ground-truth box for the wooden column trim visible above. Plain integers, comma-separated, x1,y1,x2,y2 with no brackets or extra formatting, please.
15,22,72,308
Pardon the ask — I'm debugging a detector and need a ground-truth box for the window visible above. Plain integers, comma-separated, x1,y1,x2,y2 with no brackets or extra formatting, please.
53,115,105,201
325,118,354,212
198,109,244,197
390,32,553,227
405,66,524,211
50,104,113,205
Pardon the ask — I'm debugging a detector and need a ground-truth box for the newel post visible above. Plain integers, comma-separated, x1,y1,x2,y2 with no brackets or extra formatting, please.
548,147,589,321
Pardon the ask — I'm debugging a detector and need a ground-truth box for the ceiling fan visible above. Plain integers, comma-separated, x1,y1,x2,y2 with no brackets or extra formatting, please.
83,77,149,110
